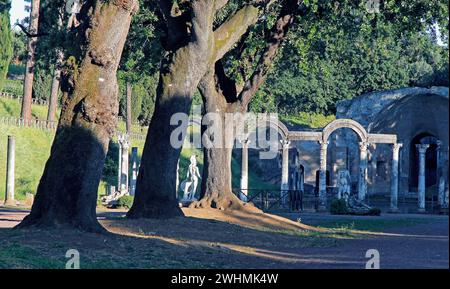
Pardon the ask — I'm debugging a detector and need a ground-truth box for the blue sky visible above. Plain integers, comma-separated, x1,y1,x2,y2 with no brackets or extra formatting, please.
10,0,29,26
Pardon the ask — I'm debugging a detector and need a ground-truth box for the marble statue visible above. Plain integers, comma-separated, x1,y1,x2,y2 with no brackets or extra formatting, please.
179,155,201,201
101,189,128,207
337,170,351,199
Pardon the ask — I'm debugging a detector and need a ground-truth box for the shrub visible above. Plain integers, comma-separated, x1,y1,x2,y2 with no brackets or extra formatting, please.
117,195,134,209
2,79,22,96
8,64,25,77
330,198,348,215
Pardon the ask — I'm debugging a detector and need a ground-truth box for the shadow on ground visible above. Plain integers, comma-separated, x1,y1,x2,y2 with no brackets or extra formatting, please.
0,207,448,269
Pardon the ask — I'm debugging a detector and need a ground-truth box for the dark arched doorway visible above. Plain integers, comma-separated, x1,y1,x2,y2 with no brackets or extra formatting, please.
409,133,439,190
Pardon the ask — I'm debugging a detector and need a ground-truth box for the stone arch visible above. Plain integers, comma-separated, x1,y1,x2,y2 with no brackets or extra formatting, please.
322,119,368,143
251,118,290,141
270,119,290,141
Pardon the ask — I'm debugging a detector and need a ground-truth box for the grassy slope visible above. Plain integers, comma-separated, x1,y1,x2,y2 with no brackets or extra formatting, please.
281,112,335,129
0,98,49,119
0,98,274,201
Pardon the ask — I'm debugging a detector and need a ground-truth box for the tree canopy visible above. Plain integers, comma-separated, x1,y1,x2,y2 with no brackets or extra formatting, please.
11,0,450,119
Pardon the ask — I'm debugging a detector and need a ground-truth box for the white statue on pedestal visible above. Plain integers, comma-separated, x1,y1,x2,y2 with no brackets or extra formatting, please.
337,170,351,199
180,155,201,201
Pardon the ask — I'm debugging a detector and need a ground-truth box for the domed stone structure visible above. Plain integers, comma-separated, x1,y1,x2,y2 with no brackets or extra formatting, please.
333,87,449,212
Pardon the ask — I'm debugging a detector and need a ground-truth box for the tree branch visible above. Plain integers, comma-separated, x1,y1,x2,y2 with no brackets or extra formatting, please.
214,0,230,12
15,23,49,37
158,0,190,50
213,4,260,62
238,0,302,108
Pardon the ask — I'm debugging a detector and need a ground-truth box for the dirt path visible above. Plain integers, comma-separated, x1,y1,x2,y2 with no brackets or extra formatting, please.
0,206,448,269
282,216,449,268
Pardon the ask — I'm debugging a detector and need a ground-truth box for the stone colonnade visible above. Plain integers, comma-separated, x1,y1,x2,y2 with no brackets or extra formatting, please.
238,119,415,212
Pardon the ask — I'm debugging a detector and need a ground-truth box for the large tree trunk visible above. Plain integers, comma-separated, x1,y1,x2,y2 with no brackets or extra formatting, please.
21,0,40,124
127,1,263,218
195,0,300,210
192,69,244,210
17,0,138,232
126,49,209,219
127,0,216,219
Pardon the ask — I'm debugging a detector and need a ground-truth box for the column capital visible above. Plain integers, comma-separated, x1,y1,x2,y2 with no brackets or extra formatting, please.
118,133,130,145
359,141,370,151
416,144,430,154
280,139,291,148
319,140,329,148
392,143,403,151
238,137,251,145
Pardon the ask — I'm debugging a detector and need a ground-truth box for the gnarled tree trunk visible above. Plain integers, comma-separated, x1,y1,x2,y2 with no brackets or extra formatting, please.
127,0,216,219
17,0,138,232
194,0,301,211
128,0,265,218
193,68,244,210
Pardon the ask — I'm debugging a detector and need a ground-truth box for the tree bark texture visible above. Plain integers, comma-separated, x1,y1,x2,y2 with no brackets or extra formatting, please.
21,0,40,123
17,0,139,232
195,0,301,210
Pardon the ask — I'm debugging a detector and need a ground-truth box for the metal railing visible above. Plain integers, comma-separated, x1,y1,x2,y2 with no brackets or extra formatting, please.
0,92,49,106
233,188,319,212
0,116,147,141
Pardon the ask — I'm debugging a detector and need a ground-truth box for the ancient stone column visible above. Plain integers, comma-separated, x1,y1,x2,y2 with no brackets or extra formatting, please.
389,143,402,212
130,147,138,196
358,142,369,201
436,141,445,208
280,140,291,205
117,138,122,191
118,134,130,194
318,140,328,211
240,138,250,202
416,144,429,213
4,136,16,206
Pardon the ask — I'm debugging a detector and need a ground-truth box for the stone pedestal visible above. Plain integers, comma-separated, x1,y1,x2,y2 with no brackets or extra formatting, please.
416,144,429,213
318,141,328,211
389,143,402,213
4,136,15,206
358,142,369,201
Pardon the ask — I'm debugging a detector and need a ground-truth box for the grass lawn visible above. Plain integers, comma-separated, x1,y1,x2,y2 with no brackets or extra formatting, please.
310,217,433,232
0,98,49,120
0,123,274,203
